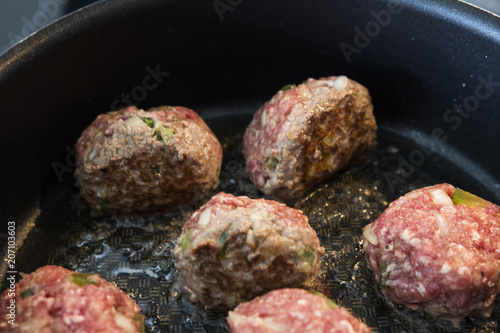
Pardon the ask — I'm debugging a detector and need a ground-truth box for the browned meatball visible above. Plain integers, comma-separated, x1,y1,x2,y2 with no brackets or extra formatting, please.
173,192,325,311
243,76,377,201
75,105,222,215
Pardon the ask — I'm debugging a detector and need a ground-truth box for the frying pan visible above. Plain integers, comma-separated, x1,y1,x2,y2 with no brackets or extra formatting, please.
1,0,499,331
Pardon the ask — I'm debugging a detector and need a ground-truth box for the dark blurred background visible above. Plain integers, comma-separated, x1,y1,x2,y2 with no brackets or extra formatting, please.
0,0,499,55
0,0,99,55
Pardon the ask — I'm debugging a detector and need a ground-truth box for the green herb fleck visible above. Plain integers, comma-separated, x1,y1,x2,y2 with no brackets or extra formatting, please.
298,247,316,264
70,273,96,287
280,84,296,91
308,290,338,309
219,230,230,259
150,164,161,178
97,198,110,208
452,188,489,207
308,290,324,297
260,247,273,260
325,298,338,309
263,156,279,170
154,126,175,144
379,261,390,289
379,261,387,273
181,229,193,254
20,288,35,299
148,105,172,112
143,117,155,128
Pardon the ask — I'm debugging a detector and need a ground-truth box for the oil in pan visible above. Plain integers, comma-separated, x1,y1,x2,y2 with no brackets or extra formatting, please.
8,114,500,333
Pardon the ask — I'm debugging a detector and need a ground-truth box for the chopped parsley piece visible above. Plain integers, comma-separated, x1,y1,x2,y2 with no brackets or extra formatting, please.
181,229,193,254
150,164,161,178
143,117,155,128
264,156,278,170
148,105,172,112
298,247,316,264
70,272,96,287
452,188,488,207
280,84,296,91
308,290,338,309
97,198,110,208
379,261,391,289
154,126,175,144
20,288,35,299
219,230,230,259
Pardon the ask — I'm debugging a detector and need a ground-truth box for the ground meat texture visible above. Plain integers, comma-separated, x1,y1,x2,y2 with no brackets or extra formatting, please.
75,105,222,214
243,76,376,202
228,288,370,333
0,265,143,333
363,183,500,322
173,192,325,311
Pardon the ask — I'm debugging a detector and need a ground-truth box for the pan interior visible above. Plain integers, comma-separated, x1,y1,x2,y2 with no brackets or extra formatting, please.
6,104,500,333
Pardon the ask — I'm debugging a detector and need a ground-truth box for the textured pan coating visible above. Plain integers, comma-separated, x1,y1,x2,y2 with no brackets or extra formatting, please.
228,288,370,333
243,76,377,201
363,184,500,322
173,192,325,311
75,105,222,215
0,265,143,333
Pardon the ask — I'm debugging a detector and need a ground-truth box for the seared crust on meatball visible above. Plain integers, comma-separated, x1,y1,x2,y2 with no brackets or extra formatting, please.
228,288,370,333
173,192,325,311
243,76,377,201
0,265,143,333
363,184,500,322
75,105,222,214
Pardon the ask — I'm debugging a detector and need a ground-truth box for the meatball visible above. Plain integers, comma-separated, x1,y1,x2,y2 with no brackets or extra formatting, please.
243,76,377,202
228,288,370,333
75,105,222,214
363,183,500,321
0,265,143,333
173,192,325,311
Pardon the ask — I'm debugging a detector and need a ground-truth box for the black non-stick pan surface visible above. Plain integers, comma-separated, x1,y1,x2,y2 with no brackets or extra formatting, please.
1,0,499,332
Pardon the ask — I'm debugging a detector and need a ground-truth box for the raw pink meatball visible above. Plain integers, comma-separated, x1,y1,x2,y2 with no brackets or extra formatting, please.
363,183,500,322
0,265,143,332
228,288,370,333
